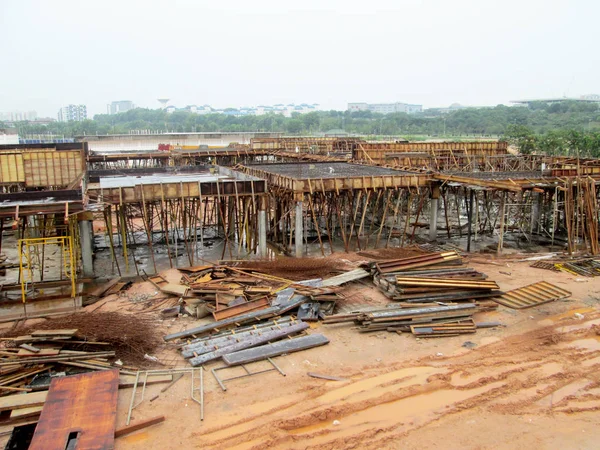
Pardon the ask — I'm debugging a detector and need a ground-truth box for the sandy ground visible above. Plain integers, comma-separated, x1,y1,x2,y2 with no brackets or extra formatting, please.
100,255,600,449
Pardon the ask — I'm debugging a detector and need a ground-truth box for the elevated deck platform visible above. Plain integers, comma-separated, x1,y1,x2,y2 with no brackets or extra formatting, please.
241,162,429,194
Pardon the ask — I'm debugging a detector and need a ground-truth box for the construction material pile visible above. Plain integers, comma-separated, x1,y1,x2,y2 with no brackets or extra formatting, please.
0,312,166,427
152,263,352,323
371,251,502,305
323,303,500,337
169,316,329,367
161,263,369,367
324,251,502,337
531,258,600,277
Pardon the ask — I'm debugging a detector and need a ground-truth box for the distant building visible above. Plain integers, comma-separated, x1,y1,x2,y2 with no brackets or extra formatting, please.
58,105,87,122
164,103,319,117
0,111,37,121
109,100,135,114
511,95,600,107
348,102,422,115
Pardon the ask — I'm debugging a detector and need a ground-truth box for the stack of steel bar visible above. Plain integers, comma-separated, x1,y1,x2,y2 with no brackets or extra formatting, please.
323,303,498,336
371,251,502,305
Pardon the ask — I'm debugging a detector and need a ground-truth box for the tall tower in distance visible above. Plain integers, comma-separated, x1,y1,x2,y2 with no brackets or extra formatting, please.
157,98,170,109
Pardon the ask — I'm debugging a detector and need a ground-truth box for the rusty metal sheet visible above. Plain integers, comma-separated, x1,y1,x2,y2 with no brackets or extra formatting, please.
492,281,571,309
28,370,119,450
212,297,270,321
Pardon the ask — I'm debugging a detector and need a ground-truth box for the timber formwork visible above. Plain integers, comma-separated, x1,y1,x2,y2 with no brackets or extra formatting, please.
353,140,510,171
240,162,432,256
87,148,346,170
250,137,363,155
86,166,268,272
0,143,87,191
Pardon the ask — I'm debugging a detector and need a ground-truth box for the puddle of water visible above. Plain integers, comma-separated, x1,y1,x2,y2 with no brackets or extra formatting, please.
317,366,441,404
548,308,596,323
492,383,551,405
559,338,600,352
582,355,600,367
560,318,600,333
227,438,264,450
536,379,592,407
537,362,564,377
291,381,505,437
247,393,302,416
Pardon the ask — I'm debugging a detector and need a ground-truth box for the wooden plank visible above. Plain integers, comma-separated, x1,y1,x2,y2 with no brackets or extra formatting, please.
114,415,165,438
88,278,121,297
9,406,43,420
0,391,47,412
18,344,40,353
223,334,330,366
159,283,189,296
320,268,370,287
17,348,60,357
31,329,78,337
29,370,119,450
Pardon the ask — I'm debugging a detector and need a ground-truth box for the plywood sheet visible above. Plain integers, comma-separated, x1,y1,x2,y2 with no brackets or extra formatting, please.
0,153,24,184
23,151,83,187
28,370,119,450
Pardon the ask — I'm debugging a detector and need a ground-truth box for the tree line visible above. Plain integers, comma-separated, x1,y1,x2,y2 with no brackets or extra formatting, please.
3,100,600,155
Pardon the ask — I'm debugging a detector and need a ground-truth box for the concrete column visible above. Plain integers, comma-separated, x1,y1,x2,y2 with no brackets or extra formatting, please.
531,192,541,234
295,201,303,257
429,198,439,241
79,220,94,277
258,204,267,257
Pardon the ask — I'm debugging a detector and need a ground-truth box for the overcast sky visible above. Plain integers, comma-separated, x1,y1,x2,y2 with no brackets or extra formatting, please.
1,0,598,117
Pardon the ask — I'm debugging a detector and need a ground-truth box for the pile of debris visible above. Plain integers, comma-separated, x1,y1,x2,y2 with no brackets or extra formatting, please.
161,263,370,367
152,263,366,323
531,258,600,277
324,303,500,337
0,312,165,426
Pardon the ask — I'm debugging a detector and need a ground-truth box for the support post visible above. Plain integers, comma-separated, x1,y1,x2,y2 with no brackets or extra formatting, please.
429,184,440,241
258,197,267,257
79,220,94,277
295,200,303,257
429,197,439,241
467,189,474,252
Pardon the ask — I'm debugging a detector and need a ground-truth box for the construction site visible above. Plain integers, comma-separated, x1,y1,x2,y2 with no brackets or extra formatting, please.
0,136,600,449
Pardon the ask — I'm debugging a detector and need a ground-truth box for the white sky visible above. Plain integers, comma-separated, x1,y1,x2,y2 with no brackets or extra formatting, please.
0,0,598,117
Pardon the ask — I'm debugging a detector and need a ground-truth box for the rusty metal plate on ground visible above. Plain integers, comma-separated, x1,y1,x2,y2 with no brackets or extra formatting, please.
492,281,571,309
28,370,119,450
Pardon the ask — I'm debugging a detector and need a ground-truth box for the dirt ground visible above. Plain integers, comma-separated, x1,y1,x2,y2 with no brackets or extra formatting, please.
94,254,600,450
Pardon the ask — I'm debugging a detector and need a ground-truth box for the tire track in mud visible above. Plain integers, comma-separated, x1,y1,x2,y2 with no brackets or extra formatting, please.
193,312,600,450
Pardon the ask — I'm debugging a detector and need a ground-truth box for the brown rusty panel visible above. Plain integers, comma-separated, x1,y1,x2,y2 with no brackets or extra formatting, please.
213,297,270,321
28,370,119,450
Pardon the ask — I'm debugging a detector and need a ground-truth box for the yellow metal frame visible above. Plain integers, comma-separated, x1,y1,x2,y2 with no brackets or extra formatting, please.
18,236,76,303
